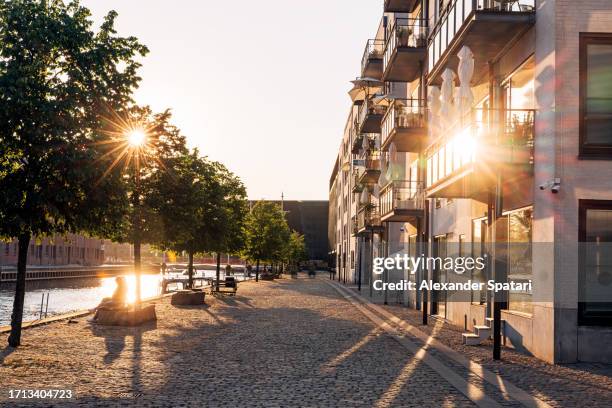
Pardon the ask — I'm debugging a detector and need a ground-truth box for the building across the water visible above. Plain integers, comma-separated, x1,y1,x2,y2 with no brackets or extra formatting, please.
0,234,105,267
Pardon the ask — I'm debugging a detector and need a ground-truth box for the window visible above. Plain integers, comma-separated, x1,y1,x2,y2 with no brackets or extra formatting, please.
580,34,612,157
579,200,612,326
472,218,487,305
507,207,533,315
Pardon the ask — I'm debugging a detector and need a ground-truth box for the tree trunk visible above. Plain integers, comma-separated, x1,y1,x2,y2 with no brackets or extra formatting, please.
8,233,31,347
215,252,221,292
255,259,260,282
188,251,194,289
134,237,142,308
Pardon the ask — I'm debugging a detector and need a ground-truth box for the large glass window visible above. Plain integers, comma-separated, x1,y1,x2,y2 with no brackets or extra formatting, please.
507,207,533,314
579,200,612,326
472,218,487,304
580,34,612,157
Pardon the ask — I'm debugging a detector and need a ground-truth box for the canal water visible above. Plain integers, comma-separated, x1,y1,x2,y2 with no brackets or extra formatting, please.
0,268,244,326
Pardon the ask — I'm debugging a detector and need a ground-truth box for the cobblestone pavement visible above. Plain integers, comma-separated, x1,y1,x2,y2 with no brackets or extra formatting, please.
1,276,610,407
349,284,612,408
1,275,475,407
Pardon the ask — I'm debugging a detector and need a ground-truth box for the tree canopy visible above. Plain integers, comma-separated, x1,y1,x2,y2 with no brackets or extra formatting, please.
147,149,248,287
242,201,291,270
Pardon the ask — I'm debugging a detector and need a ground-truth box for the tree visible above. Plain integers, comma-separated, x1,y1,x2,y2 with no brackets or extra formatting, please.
101,105,187,304
242,201,290,281
147,150,218,289
208,162,248,290
0,0,147,347
284,231,308,273
147,150,247,291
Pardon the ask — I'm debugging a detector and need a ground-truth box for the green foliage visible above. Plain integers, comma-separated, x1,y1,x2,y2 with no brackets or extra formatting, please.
146,149,248,286
0,0,148,240
284,230,308,270
242,201,290,264
101,105,188,246
147,150,248,255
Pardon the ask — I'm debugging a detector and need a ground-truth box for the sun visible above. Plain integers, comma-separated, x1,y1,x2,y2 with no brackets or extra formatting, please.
127,129,146,147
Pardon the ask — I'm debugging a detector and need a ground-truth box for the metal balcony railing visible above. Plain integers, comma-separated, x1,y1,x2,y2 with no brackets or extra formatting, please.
352,216,359,235
381,99,426,147
357,203,382,231
428,0,535,74
363,151,381,171
351,131,363,154
383,18,428,70
361,39,384,75
357,98,386,133
426,108,535,188
379,180,425,216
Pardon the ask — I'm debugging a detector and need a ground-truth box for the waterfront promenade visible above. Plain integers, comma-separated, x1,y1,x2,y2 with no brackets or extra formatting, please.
1,276,611,407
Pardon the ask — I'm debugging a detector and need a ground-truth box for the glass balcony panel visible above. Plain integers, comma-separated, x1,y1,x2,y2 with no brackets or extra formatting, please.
425,108,535,197
428,0,535,81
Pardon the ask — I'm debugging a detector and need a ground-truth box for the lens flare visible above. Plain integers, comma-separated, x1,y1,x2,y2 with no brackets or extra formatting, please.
127,129,146,147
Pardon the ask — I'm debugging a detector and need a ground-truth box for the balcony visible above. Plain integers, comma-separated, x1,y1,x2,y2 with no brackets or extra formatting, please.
382,18,428,82
352,216,359,236
384,0,420,13
351,131,363,155
381,99,427,152
357,151,382,185
425,108,534,201
427,0,535,85
361,39,385,79
356,98,386,134
357,203,383,234
380,180,425,223
351,172,364,193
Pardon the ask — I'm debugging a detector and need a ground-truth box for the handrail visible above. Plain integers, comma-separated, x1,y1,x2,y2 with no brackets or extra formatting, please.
380,180,425,215
382,99,426,147
385,18,428,49
361,39,385,75
357,98,386,130
384,18,428,77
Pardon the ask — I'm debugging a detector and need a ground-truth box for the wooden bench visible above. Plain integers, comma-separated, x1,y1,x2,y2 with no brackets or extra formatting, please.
211,277,238,296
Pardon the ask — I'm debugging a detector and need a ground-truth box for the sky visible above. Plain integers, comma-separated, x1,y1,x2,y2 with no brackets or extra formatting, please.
83,0,382,200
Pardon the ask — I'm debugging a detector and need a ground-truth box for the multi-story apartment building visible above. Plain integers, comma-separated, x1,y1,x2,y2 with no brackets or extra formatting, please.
329,0,612,363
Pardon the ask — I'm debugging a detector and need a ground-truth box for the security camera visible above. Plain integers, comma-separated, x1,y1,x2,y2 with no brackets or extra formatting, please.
540,178,561,193
539,180,553,190
551,178,561,194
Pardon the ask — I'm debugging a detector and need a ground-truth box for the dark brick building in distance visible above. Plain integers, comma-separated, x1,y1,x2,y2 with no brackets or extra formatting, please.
251,200,329,263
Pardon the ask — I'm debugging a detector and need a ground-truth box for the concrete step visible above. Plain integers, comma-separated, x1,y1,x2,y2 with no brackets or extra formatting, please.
474,325,491,337
484,318,506,339
485,317,506,326
462,333,481,346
